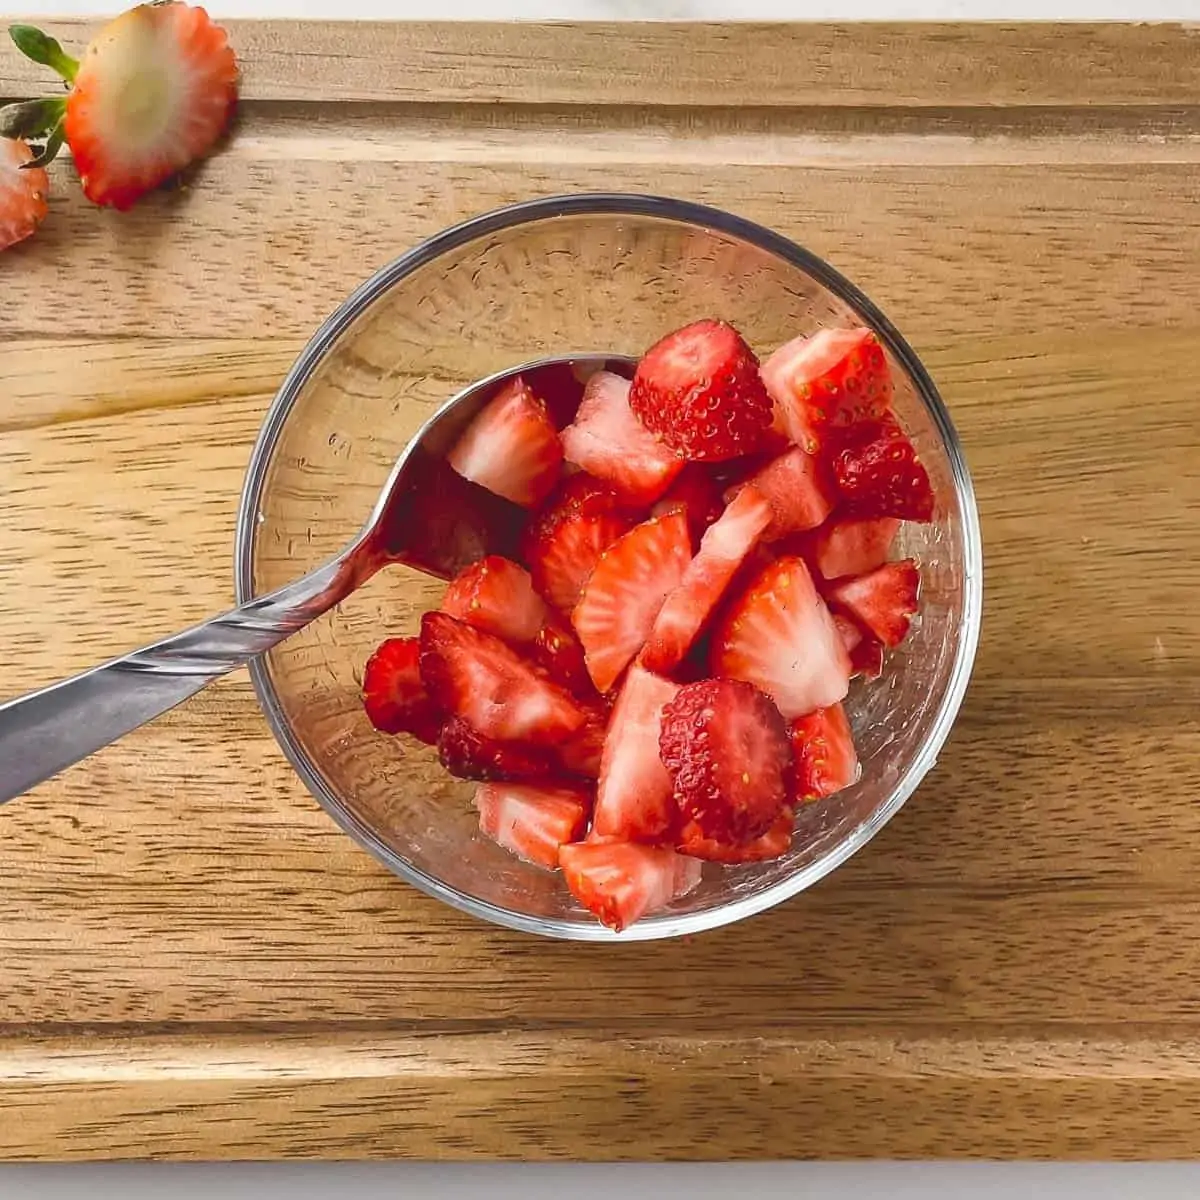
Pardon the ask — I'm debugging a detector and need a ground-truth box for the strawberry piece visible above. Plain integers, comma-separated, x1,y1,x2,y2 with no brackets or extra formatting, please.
559,842,693,932
809,515,900,580
851,636,885,679
419,612,587,744
789,704,860,802
521,360,586,429
573,511,693,693
60,3,238,210
0,138,49,252
650,464,726,547
712,555,851,719
732,446,836,540
529,613,594,698
556,703,608,779
361,636,442,743
437,716,555,783
642,486,772,674
592,664,680,842
678,809,795,863
560,371,683,505
825,559,920,648
828,417,935,522
833,612,863,656
761,327,894,451
629,320,774,462
447,376,563,507
474,783,590,869
441,555,548,645
659,678,792,843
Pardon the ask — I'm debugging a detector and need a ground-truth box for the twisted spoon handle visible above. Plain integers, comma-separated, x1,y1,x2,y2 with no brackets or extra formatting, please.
0,553,360,805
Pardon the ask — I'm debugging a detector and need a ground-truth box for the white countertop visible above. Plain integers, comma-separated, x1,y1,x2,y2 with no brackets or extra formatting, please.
5,0,1199,1193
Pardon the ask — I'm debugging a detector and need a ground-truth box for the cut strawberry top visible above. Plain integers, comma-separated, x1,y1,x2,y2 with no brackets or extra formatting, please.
0,137,49,252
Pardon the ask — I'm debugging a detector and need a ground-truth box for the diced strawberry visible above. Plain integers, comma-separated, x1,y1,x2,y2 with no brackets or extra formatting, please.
592,664,679,842
573,511,693,693
521,473,638,614
361,636,442,744
651,464,725,547
447,376,563,507
760,327,894,451
641,486,772,674
441,555,548,644
731,446,836,540
0,137,49,252
712,556,851,719
828,417,935,522
437,716,555,783
789,704,860,802
529,613,594,698
629,320,774,462
677,809,795,863
559,842,691,932
825,559,920,648
521,360,586,428
833,612,862,654
474,783,590,869
659,678,792,843
556,703,609,779
808,515,900,580
419,612,587,744
561,371,683,505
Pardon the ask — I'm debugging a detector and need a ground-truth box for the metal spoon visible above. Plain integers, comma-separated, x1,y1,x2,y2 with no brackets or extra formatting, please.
0,353,632,805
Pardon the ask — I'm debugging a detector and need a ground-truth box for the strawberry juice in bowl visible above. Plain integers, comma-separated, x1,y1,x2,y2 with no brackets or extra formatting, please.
235,194,983,940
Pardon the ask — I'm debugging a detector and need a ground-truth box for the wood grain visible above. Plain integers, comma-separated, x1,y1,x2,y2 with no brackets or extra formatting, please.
2,20,1200,1160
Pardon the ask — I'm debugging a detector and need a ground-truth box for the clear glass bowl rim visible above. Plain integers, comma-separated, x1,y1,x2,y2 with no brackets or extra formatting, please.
234,191,985,942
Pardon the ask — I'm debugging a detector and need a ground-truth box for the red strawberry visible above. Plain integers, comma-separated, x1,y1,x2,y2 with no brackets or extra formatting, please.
825,559,920,648
677,809,795,863
474,783,590,869
659,678,792,843
712,555,851,719
629,319,773,462
441,555,548,644
556,703,609,779
437,716,555,783
529,613,594,697
419,612,587,744
592,664,679,842
573,511,693,693
0,138,49,251
560,371,683,504
521,360,585,428
447,376,563,507
559,842,696,932
760,327,894,450
361,636,442,743
641,486,772,674
650,464,726,547
789,704,860,802
808,515,900,580
732,446,836,540
851,637,885,679
828,417,935,522
521,474,637,615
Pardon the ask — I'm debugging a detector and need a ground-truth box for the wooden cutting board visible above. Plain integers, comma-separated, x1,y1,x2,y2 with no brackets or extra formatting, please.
2,20,1199,1160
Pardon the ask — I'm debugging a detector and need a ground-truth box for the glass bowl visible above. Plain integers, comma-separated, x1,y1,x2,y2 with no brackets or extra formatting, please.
234,193,983,941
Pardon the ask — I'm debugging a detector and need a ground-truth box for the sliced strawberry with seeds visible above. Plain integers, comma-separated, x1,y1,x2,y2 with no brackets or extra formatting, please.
731,446,836,540
650,463,726,547
437,716,555,783
808,515,900,580
825,559,920,648
592,664,680,842
0,137,49,252
629,319,774,462
529,613,594,698
659,678,792,843
712,555,851,719
828,416,935,522
573,511,693,694
789,704,860,802
474,783,590,870
447,376,563,507
419,611,586,744
642,486,772,675
677,809,795,863
441,555,548,644
361,636,442,743
761,327,894,451
561,370,683,505
559,842,692,932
